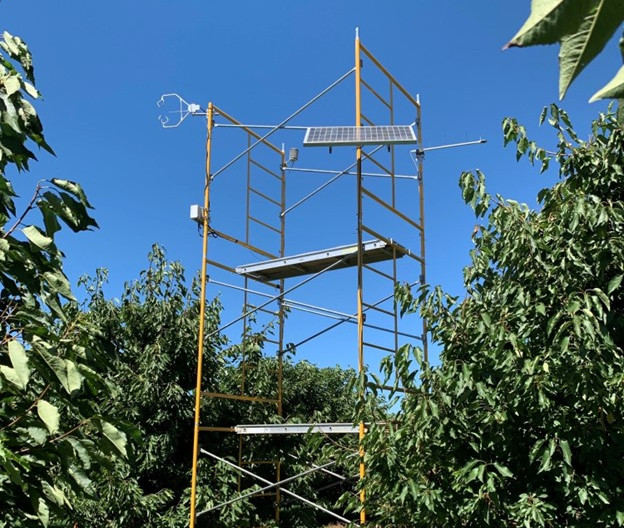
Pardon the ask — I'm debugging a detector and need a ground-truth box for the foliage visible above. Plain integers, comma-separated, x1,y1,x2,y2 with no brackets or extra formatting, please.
65,246,224,527
69,247,360,528
0,31,129,527
353,106,624,526
505,0,624,102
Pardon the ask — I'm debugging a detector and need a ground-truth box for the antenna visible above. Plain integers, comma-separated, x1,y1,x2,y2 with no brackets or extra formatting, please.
410,138,487,176
411,138,487,156
157,93,203,128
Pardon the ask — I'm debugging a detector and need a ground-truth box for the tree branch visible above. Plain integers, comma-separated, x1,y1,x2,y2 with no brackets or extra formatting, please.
3,182,42,239
0,383,50,431
50,418,90,443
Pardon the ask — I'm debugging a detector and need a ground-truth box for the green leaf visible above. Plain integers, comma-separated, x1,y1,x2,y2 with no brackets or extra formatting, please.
493,462,514,478
560,335,570,354
22,225,54,251
506,0,573,47
67,438,92,469
590,65,624,102
2,455,25,486
1,31,35,83
40,190,98,232
560,439,572,465
38,351,82,394
0,237,9,261
0,364,23,389
27,426,48,445
69,465,93,493
538,445,552,473
466,465,481,483
37,400,60,434
579,487,589,504
0,93,22,134
557,0,624,99
3,74,20,96
607,274,623,294
1,340,30,389
597,490,611,504
51,178,93,208
33,494,50,527
429,398,439,418
42,481,66,506
8,339,29,387
40,203,62,236
65,359,84,393
43,270,74,300
23,81,39,99
101,421,128,457
37,347,70,393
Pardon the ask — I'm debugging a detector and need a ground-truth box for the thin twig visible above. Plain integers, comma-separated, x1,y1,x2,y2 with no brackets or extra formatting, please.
3,182,43,238
1,324,22,348
0,383,50,431
50,418,90,443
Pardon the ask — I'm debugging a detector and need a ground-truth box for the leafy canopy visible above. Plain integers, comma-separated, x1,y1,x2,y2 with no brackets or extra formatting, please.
354,106,624,526
0,28,129,527
67,247,360,528
64,247,223,527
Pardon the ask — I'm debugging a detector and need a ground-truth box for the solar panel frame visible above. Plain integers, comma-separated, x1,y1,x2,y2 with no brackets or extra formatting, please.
303,125,417,147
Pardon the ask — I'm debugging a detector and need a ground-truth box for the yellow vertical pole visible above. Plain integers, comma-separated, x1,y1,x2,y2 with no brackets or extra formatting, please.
415,96,428,363
189,102,215,528
238,134,252,495
389,81,395,208
241,132,252,401
389,83,399,359
278,148,286,418
275,148,286,524
355,27,366,526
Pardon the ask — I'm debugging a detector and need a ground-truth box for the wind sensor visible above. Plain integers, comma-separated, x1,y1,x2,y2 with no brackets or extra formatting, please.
157,93,202,128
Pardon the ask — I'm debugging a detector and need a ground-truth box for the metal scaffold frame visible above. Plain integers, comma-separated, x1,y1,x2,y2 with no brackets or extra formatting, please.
175,29,426,528
188,102,287,525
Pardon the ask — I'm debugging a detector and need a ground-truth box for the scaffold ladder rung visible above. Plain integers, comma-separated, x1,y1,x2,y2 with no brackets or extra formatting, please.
362,302,394,317
202,392,278,405
363,262,396,281
363,341,396,354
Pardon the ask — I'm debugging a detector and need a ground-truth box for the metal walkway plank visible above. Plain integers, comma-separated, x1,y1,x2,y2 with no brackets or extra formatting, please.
235,239,404,281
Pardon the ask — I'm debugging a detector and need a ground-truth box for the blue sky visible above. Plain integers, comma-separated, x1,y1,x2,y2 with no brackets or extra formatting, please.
2,1,620,369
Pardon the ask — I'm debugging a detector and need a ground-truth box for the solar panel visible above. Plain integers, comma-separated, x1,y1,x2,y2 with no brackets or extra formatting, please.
303,125,417,147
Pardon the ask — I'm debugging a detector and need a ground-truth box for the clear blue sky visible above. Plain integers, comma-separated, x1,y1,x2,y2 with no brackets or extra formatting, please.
2,1,620,369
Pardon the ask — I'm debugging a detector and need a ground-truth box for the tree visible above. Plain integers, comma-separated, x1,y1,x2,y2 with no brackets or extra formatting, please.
505,0,624,102
0,31,128,527
71,247,361,528
64,246,224,527
352,106,624,526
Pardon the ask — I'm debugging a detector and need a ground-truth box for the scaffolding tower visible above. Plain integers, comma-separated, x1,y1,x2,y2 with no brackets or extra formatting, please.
176,29,426,527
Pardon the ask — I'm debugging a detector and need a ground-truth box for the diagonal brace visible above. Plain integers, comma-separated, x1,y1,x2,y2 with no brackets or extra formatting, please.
199,449,352,524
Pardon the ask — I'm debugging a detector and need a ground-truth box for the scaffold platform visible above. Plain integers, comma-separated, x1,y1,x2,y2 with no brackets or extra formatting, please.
235,239,406,281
